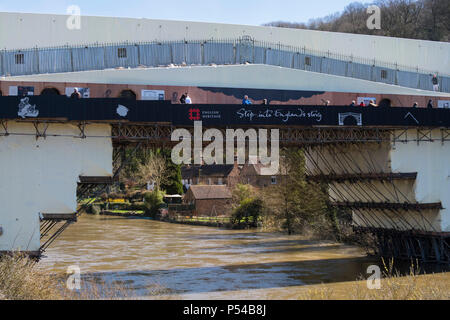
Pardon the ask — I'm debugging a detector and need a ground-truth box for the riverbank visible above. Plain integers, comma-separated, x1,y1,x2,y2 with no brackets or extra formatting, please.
99,210,145,217
162,215,255,229
86,209,257,230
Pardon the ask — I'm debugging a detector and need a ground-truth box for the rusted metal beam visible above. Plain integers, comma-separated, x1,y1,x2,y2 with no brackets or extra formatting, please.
78,176,116,184
307,172,417,182
41,213,77,222
353,226,450,263
333,201,442,210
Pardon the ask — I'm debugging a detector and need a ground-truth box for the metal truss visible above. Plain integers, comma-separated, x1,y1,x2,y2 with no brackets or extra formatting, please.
332,201,442,211
354,226,450,264
0,120,8,136
279,127,391,145
391,127,450,145
110,124,450,146
110,125,394,145
111,123,173,144
0,121,449,145
307,172,417,182
0,120,93,140
303,144,441,234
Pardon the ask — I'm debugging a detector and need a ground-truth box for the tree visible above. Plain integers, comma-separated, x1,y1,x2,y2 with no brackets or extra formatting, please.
134,152,169,191
263,148,329,235
160,149,183,195
264,0,449,42
231,184,255,209
231,198,263,228
144,189,165,217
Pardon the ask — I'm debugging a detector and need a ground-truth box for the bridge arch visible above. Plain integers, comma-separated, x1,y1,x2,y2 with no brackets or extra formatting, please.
119,89,137,100
379,98,392,108
40,87,61,95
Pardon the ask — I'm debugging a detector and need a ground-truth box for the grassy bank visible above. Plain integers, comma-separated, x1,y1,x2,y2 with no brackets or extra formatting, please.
299,261,450,300
163,215,256,229
0,254,174,300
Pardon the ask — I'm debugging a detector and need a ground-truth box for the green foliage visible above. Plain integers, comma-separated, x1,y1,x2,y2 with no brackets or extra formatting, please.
263,148,330,236
160,149,183,195
120,147,153,183
91,204,101,215
119,148,183,195
129,202,146,211
232,184,255,208
231,198,263,228
144,190,165,217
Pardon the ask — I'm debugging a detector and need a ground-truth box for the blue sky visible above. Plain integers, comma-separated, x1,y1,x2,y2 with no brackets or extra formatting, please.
0,0,362,26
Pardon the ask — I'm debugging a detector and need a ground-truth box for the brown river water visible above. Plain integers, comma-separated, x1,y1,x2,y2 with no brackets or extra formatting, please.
38,215,449,299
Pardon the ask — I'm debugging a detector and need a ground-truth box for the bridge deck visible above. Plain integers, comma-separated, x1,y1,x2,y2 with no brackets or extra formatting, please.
0,96,449,128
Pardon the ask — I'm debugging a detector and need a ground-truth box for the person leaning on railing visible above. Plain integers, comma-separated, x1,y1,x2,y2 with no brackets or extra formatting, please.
242,95,252,105
368,100,378,107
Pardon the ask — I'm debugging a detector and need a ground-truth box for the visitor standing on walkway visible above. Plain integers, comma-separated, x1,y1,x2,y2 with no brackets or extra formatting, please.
70,88,81,99
432,74,439,92
185,94,192,104
180,93,187,104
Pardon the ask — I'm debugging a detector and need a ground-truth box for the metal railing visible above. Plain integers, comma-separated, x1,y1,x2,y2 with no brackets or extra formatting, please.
1,37,449,93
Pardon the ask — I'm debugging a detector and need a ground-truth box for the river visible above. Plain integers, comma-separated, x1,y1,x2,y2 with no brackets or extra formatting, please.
38,215,449,299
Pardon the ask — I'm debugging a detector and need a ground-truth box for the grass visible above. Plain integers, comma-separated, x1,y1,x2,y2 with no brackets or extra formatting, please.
0,254,176,300
174,215,257,224
175,216,232,223
299,259,450,300
107,210,145,214
0,254,61,300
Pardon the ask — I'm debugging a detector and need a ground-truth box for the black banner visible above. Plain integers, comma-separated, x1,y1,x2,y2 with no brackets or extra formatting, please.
172,104,450,127
0,96,449,127
0,96,172,123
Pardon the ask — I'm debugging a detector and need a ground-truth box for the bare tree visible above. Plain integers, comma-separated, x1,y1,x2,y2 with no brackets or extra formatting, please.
264,0,449,42
134,153,170,191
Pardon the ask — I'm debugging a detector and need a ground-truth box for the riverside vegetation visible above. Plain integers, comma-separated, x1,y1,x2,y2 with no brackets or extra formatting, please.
0,254,175,300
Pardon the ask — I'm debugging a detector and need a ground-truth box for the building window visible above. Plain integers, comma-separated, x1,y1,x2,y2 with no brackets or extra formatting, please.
218,178,223,185
208,178,212,185
15,53,24,65
381,70,387,79
118,48,127,58
305,56,311,66
271,176,277,184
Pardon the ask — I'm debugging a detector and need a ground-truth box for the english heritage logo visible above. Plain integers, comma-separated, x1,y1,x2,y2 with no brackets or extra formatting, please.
188,108,201,121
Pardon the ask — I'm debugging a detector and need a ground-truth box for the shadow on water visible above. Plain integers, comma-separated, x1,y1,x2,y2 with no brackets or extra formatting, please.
78,257,449,297
80,256,378,296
